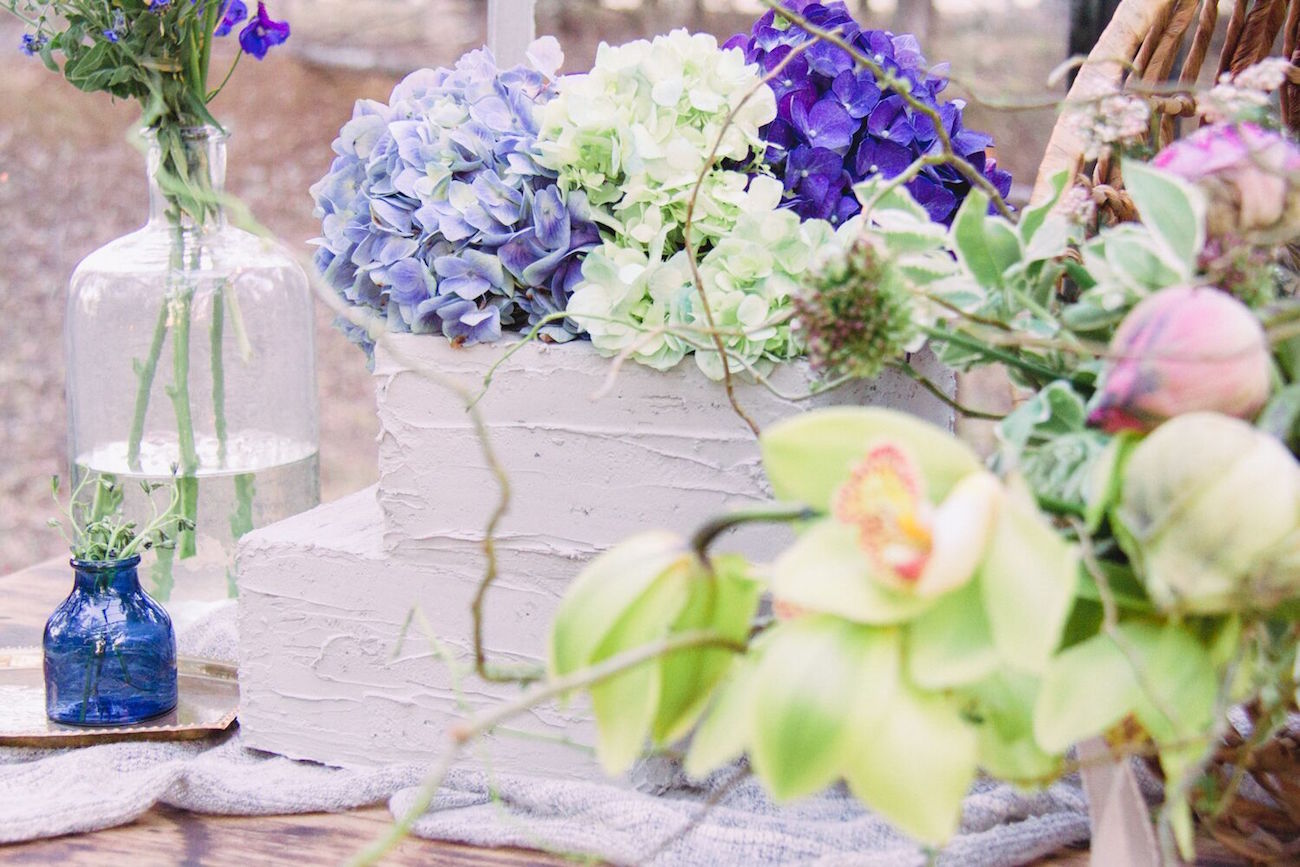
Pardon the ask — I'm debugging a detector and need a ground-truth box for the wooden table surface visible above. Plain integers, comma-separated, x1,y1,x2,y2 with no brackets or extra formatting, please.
0,558,1090,866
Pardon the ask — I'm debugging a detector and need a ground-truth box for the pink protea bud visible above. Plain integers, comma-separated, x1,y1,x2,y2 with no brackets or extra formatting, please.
1152,122,1300,246
1089,285,1271,433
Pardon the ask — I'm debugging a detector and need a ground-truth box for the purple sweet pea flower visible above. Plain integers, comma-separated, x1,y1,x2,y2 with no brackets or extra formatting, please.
215,0,247,37
239,2,290,60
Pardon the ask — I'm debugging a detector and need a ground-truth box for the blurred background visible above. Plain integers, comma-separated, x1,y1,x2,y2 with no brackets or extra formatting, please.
0,0,1076,572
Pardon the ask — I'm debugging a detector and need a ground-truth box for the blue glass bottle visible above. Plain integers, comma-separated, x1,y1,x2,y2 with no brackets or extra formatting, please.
43,556,178,725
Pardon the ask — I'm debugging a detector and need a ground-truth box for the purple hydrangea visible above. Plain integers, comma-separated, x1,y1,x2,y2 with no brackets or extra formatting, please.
310,39,599,349
725,0,1011,225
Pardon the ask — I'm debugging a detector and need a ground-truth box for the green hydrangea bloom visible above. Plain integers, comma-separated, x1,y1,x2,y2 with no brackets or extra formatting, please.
568,208,843,379
535,29,776,257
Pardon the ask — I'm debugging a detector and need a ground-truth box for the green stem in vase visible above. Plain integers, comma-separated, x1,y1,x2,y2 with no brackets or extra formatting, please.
151,546,176,602
224,282,254,362
227,472,256,597
127,304,170,472
211,283,228,466
164,230,200,559
79,644,104,724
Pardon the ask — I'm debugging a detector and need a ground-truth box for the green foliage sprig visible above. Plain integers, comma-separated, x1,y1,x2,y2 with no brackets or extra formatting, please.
48,472,195,562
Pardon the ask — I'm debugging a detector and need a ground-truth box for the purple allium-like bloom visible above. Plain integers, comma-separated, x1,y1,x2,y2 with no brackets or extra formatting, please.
149,0,171,10
215,0,248,37
102,9,126,43
19,33,46,56
238,2,289,60
309,39,598,352
727,0,1009,225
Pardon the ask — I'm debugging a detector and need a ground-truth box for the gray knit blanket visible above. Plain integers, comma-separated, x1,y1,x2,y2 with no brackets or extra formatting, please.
0,604,1091,865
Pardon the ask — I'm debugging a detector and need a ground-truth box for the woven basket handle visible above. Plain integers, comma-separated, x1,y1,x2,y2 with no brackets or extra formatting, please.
1031,0,1174,205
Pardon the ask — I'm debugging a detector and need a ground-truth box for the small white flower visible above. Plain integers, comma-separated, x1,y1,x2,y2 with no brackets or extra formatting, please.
1058,185,1096,224
1200,57,1293,122
1062,93,1151,161
1231,57,1291,93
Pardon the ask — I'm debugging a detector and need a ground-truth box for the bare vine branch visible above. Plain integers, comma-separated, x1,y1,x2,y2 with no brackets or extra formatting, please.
346,628,749,867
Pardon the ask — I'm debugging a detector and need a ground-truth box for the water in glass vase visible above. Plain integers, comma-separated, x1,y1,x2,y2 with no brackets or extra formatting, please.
75,433,319,625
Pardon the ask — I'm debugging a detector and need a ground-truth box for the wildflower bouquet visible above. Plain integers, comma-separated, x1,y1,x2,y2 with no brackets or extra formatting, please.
9,0,290,221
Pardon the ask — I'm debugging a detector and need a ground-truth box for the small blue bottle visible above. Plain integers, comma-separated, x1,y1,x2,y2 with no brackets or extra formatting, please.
43,555,178,725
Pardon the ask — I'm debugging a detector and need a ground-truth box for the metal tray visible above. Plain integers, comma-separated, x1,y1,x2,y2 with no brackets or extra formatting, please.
0,646,238,747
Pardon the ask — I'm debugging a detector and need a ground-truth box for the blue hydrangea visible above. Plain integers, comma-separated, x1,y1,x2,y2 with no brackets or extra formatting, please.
311,38,597,348
725,0,1011,225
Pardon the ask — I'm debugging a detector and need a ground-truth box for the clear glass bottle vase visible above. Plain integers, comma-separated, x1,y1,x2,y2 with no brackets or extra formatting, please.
65,126,320,618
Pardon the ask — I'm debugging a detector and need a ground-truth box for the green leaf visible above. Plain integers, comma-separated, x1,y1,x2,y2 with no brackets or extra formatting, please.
853,177,930,223
906,578,998,689
652,557,761,744
1073,560,1155,615
1017,171,1069,246
1021,213,1076,264
1104,230,1187,290
1034,630,1140,752
1020,431,1111,518
1125,623,1216,749
550,531,692,677
996,380,1088,462
1258,383,1300,454
875,215,950,254
1122,159,1206,268
760,408,982,510
1083,432,1138,533
987,218,1024,272
1034,621,1215,755
843,681,978,845
962,671,1061,783
952,189,1019,289
1061,298,1125,335
770,521,939,625
978,480,1078,674
587,564,693,774
684,652,760,778
750,617,900,801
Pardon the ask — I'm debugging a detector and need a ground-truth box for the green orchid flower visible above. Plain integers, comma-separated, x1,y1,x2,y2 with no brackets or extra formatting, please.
699,408,1081,845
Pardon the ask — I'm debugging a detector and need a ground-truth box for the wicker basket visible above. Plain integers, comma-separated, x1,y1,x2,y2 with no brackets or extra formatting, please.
1032,2,1300,862
1033,0,1300,213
